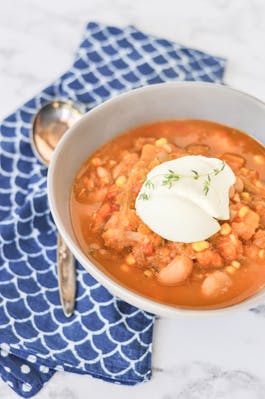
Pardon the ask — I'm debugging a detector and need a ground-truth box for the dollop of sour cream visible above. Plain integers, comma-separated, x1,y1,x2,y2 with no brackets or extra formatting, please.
135,155,235,243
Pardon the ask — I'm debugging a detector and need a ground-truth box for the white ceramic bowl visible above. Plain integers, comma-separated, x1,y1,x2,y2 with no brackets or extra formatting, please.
48,82,265,317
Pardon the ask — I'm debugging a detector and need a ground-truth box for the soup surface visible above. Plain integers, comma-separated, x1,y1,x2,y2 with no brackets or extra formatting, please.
70,120,265,309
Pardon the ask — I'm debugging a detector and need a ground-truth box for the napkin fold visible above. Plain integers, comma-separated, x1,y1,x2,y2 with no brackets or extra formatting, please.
0,21,226,398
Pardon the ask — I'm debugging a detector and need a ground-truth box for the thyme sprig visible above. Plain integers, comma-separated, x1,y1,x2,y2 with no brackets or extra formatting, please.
162,170,180,189
191,170,199,180
138,160,226,200
144,179,155,190
213,161,225,175
138,193,150,201
203,174,211,196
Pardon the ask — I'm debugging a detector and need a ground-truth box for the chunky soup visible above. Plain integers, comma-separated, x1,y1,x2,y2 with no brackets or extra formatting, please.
70,120,265,309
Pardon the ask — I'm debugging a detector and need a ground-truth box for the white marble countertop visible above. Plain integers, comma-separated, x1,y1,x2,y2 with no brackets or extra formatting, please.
1,0,265,398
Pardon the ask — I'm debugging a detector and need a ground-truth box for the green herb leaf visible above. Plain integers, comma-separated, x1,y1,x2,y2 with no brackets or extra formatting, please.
138,161,227,198
213,161,225,175
138,193,150,201
191,170,199,180
203,179,210,196
162,170,180,189
145,179,154,190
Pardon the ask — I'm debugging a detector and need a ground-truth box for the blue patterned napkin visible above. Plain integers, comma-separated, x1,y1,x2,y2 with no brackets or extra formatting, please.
0,22,226,398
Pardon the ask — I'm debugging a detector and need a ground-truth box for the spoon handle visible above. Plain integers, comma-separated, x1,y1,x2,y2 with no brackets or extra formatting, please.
57,233,76,317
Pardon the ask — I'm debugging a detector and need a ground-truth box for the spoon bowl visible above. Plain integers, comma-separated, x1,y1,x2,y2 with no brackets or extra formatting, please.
31,101,83,165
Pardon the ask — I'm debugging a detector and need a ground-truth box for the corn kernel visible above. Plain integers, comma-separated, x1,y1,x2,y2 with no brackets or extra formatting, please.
125,254,136,265
241,191,250,200
120,264,130,272
220,223,232,236
259,249,265,259
155,138,167,147
254,155,265,165
226,266,236,274
115,175,127,188
238,206,249,218
91,157,102,166
231,260,241,269
144,270,153,278
192,240,210,252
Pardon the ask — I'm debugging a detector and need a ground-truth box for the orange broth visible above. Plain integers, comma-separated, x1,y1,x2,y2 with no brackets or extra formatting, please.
70,120,265,309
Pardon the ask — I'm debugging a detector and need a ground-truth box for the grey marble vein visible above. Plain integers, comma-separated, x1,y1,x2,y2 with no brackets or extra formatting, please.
174,367,265,399
250,304,265,317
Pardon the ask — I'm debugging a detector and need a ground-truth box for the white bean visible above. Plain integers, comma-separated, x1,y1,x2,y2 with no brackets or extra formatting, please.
157,255,193,286
201,271,232,297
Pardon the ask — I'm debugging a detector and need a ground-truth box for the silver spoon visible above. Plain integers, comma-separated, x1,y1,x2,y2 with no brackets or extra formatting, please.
31,101,83,317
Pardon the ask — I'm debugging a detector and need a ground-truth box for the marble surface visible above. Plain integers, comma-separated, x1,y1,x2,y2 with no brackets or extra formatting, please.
1,0,265,398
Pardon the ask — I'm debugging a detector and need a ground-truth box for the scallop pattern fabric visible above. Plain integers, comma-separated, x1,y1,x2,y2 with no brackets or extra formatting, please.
0,22,226,398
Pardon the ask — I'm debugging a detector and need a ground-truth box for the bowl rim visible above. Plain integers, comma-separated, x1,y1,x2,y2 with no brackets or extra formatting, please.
48,81,265,317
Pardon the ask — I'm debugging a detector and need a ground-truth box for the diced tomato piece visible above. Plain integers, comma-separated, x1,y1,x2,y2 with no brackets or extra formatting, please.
110,203,119,212
106,191,116,200
145,243,154,256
